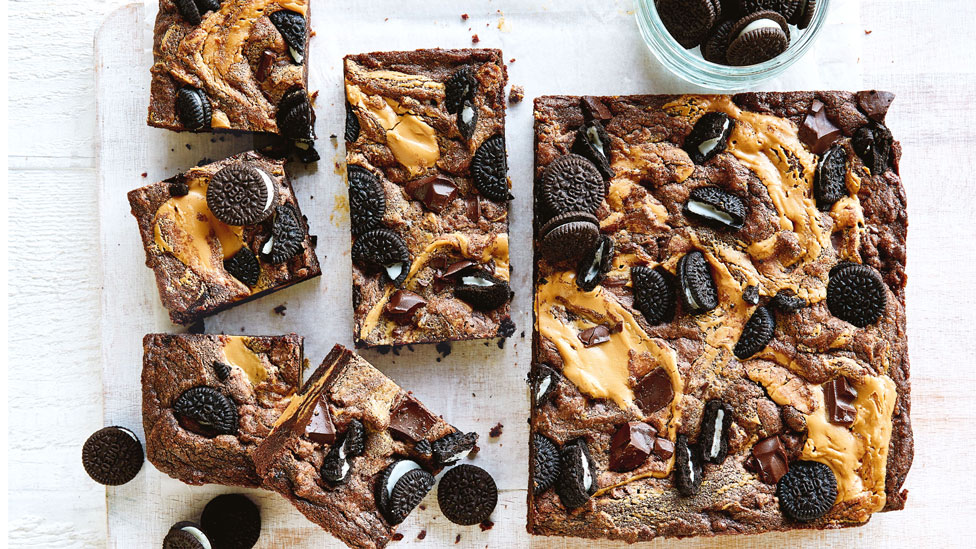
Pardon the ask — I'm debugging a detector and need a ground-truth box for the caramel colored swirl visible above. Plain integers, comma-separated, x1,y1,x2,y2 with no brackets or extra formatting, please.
222,337,269,385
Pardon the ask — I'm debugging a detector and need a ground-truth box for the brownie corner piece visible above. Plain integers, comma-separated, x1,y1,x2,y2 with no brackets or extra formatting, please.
141,332,305,487
529,92,910,540
127,151,320,325
148,0,315,139
254,344,474,548
343,48,511,347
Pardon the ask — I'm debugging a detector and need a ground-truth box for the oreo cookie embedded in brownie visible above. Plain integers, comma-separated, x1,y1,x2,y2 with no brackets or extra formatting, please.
127,151,320,325
148,0,315,143
529,92,911,541
141,333,306,487
343,49,512,347
253,345,478,548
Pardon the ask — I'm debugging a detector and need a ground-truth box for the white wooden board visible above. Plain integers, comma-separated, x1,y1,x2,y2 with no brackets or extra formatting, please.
90,1,975,547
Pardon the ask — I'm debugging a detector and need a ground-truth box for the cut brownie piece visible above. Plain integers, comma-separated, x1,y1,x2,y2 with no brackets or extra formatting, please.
148,0,316,142
254,344,477,548
343,49,512,347
128,151,320,325
529,92,911,541
142,333,306,487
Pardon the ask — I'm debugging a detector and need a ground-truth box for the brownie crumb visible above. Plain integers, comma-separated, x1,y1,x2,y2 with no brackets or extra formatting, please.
392,533,404,541
455,534,462,544
509,58,516,64
417,530,427,540
187,320,205,334
436,341,453,358
497,339,506,349
140,172,148,178
461,13,469,21
498,318,516,338
376,346,391,355
468,444,481,458
472,34,480,44
489,423,503,438
419,504,426,511
865,29,873,35
508,85,524,104
273,304,287,316
185,144,192,150
479,520,494,531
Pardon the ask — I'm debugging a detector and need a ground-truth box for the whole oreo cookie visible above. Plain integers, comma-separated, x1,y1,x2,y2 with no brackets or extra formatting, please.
540,154,606,216
437,464,498,525
454,272,510,311
826,263,887,327
703,19,737,64
540,218,600,263
206,163,277,226
776,460,837,521
575,235,615,292
276,88,315,142
375,460,435,525
82,426,143,486
163,521,211,549
683,185,747,230
791,0,818,29
351,228,410,286
727,10,790,66
657,0,720,49
201,494,261,549
673,434,704,496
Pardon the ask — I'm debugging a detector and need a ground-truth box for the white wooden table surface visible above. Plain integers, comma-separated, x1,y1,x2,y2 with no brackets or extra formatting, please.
8,0,976,547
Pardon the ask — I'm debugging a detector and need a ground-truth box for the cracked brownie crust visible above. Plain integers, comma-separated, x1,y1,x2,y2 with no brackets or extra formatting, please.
254,345,469,549
343,49,512,347
141,333,305,487
127,151,320,325
529,92,911,541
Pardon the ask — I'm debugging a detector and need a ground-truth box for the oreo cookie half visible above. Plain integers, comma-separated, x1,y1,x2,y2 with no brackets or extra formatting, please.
555,439,597,509
678,251,719,315
375,460,435,525
683,112,735,165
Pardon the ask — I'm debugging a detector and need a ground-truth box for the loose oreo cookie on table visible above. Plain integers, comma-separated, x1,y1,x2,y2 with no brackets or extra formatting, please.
376,460,436,525
437,464,498,525
82,426,143,486
163,521,212,549
201,494,261,549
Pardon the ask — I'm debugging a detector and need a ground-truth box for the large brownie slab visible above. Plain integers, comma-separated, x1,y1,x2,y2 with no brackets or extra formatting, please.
128,151,320,325
343,49,513,347
528,91,911,541
141,333,306,487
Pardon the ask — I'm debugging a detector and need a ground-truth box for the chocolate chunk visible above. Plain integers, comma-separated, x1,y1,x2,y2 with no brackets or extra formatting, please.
389,396,438,442
699,400,733,464
826,263,886,327
347,165,386,235
653,437,675,460
175,87,212,131
351,228,410,287
223,246,260,286
174,386,239,437
770,289,806,313
856,90,895,123
683,113,735,164
673,434,704,496
432,431,479,466
734,306,775,359
82,426,144,486
207,163,277,226
580,96,612,121
437,464,498,525
304,397,335,444
376,461,435,525
634,368,674,415
555,439,597,509
657,0,718,49
751,436,789,484
471,135,510,202
632,266,676,325
609,422,655,472
683,185,747,230
261,204,306,264
824,377,858,426
814,144,849,210
540,154,606,216
532,434,561,494
726,10,791,66
573,121,615,180
678,251,719,314
386,290,427,319
406,174,458,213
578,325,611,347
799,100,843,155
776,460,837,521
576,235,614,292
853,121,894,175
200,494,261,549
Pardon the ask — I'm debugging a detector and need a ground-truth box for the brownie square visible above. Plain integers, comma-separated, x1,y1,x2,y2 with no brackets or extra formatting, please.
254,345,476,548
343,49,513,347
128,151,320,325
141,333,306,487
528,92,911,541
148,0,315,140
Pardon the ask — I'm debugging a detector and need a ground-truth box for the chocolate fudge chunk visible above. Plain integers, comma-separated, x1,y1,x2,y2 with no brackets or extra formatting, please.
343,49,512,347
128,151,320,325
529,92,911,541
254,345,475,548
142,333,306,487
148,0,315,141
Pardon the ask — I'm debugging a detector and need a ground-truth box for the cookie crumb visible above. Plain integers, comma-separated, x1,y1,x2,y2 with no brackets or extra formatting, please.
471,34,480,44
479,520,494,531
508,85,524,104
489,423,503,438
273,304,287,316
436,341,452,358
